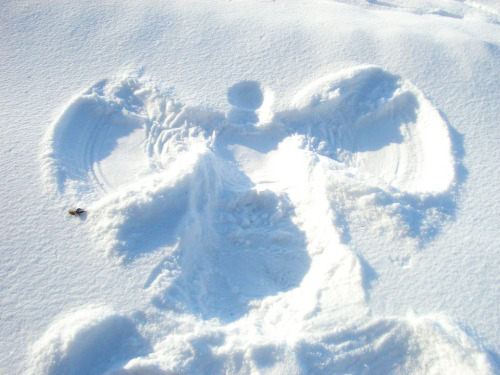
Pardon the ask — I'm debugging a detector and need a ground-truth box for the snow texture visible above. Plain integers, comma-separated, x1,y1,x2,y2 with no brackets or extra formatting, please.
1,0,499,374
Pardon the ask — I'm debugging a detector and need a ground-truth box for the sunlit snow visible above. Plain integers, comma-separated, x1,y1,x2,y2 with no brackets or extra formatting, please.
1,1,499,374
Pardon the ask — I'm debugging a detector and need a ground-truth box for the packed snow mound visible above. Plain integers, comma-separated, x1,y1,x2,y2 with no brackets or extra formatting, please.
28,311,494,375
37,66,496,374
113,315,492,375
27,307,150,375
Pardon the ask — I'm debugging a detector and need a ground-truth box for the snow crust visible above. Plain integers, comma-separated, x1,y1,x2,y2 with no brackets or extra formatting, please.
1,0,499,374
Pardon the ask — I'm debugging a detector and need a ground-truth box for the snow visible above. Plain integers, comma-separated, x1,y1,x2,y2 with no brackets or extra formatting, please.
1,0,499,374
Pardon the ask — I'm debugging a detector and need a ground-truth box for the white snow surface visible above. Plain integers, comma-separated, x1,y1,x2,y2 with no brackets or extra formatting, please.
1,0,499,374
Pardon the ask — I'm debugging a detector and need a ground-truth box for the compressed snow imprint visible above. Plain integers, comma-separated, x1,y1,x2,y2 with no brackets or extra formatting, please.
280,66,455,194
41,66,456,316
36,66,495,374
